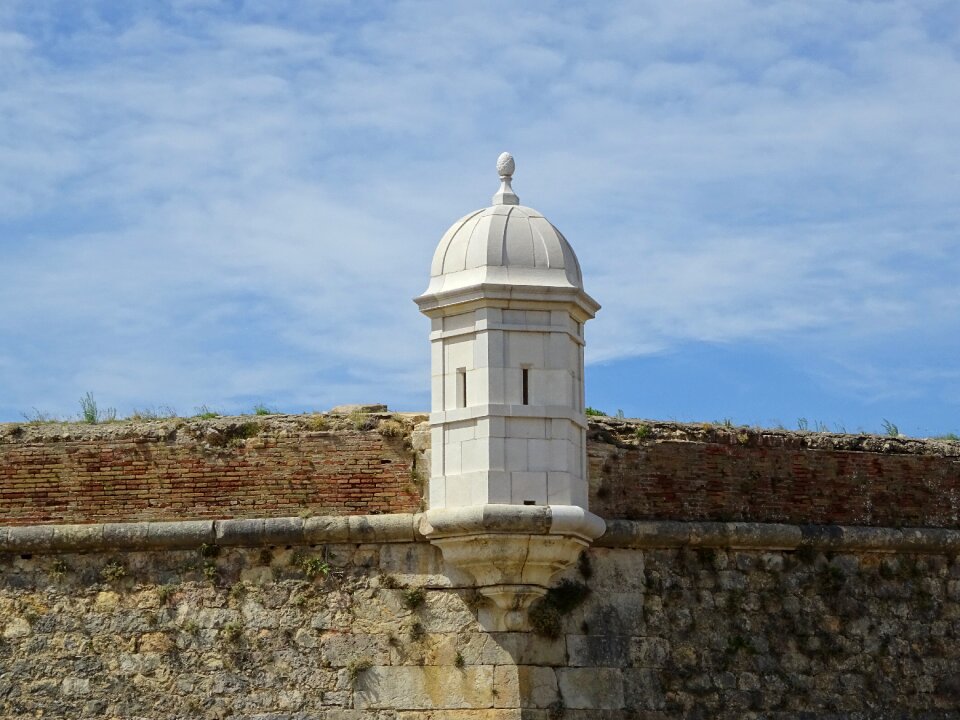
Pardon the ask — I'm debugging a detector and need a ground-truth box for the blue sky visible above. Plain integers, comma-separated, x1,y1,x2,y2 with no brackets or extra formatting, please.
1,1,959,436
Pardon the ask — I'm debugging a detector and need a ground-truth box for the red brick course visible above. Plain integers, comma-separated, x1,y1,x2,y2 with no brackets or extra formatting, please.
0,415,423,525
589,419,960,527
2,415,959,527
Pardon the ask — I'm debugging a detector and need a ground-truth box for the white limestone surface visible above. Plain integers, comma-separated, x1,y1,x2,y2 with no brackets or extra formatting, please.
415,154,600,512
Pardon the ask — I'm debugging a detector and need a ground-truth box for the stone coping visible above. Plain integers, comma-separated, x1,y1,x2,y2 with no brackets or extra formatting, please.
2,513,960,555
419,504,606,542
0,515,418,555
597,519,960,553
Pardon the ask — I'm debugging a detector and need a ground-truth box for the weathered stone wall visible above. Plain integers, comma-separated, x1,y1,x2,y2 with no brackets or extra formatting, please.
2,516,959,719
588,418,960,527
582,544,960,718
0,413,425,526
3,414,960,528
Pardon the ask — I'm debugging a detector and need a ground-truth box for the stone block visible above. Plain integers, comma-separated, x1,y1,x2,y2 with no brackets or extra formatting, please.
717,570,746,591
587,548,645,591
379,542,445,580
526,440,551,471
468,472,492,506
293,628,318,648
51,523,106,552
493,664,520,708
517,666,559,708
430,375,445,414
309,591,353,632
443,443,469,478
241,600,278,629
5,525,54,553
429,475,447,508
349,514,417,543
475,633,566,666
505,334,545,370
321,633,391,667
59,676,91,697
350,588,411,633
192,607,239,630
630,637,670,668
546,472,571,505
354,665,494,710
419,590,478,633
622,668,665,711
2,616,31,639
138,631,173,654
508,417,547,440
215,518,266,546
555,668,624,709
567,479,588,509
505,438,527,469
446,422,477,445
303,515,350,544
474,417,502,439
390,632,458,667
467,368,490,405
145,520,214,549
455,633,494,665
327,706,368,719
261,517,306,545
396,712,524,720
566,634,631,667
511,471,547,505
580,593,646,637
461,439,487,474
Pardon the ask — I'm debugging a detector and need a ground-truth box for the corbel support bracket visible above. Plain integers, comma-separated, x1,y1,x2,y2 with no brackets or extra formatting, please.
418,504,606,630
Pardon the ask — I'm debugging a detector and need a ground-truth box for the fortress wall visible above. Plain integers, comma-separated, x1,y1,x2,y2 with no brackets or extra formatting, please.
0,414,425,526
4,414,959,529
588,418,960,528
1,516,959,718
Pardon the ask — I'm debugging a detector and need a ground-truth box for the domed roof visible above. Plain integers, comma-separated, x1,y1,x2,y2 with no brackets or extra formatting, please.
419,153,586,299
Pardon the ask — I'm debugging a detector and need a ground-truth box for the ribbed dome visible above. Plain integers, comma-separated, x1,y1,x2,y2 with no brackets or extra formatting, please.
420,153,584,298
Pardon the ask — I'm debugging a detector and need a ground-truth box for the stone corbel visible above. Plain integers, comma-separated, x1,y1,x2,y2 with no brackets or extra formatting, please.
418,504,606,631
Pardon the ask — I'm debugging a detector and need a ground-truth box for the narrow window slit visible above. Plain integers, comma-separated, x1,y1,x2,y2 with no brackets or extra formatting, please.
522,368,529,405
456,368,467,409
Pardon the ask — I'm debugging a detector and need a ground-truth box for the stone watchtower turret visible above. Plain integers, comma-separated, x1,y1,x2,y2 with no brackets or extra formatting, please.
415,153,605,629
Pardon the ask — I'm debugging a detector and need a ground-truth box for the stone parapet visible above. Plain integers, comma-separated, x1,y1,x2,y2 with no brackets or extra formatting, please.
598,519,960,552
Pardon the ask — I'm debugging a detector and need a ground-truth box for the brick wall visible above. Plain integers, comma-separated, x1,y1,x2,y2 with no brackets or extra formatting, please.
2,414,959,528
0,414,423,525
589,418,960,527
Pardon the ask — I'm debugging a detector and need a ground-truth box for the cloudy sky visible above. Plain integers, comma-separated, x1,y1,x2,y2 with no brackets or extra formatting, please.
2,1,958,436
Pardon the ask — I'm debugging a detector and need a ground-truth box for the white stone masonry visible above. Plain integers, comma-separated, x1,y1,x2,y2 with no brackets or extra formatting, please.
415,153,601,512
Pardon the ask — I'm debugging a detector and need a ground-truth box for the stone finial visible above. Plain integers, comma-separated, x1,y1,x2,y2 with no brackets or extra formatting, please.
493,151,519,206
496,151,515,178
